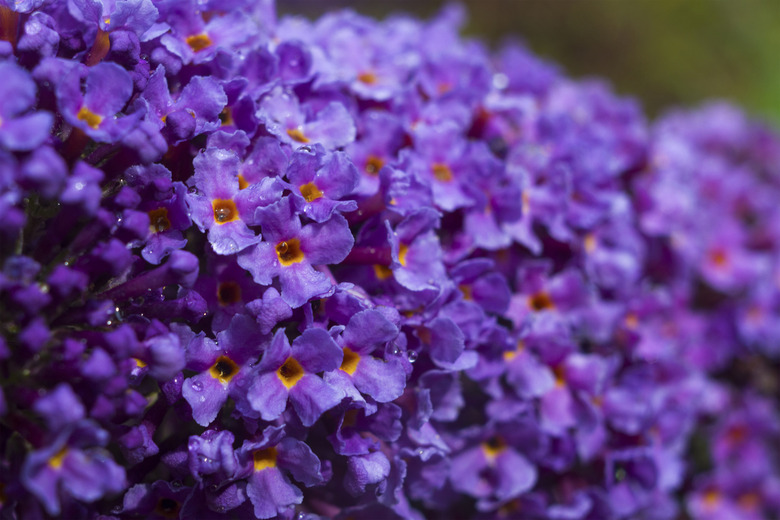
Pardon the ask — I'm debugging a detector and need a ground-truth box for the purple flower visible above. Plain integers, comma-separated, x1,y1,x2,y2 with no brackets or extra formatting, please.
237,426,324,519
187,147,280,255
21,422,126,515
285,145,359,223
57,61,141,142
449,424,538,511
257,86,356,150
324,309,405,404
182,314,266,426
237,196,354,308
0,61,52,150
246,327,343,427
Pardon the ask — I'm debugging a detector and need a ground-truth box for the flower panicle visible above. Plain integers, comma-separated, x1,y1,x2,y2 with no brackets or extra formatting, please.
0,1,779,519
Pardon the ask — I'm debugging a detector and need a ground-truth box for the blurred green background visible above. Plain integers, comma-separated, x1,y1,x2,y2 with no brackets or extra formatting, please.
279,0,780,126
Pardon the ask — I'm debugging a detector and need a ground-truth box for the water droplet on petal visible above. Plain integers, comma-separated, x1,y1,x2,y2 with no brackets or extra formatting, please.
199,396,206,402
215,207,231,222
188,186,199,194
191,381,203,392
407,350,418,363
492,72,509,90
111,505,122,514
209,484,218,492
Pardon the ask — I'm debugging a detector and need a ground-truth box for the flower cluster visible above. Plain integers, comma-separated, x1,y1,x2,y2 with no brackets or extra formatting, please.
1,1,779,519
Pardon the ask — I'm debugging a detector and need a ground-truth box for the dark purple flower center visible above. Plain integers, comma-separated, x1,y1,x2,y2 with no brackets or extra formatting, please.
209,356,239,384
154,497,180,518
528,291,554,312
148,207,171,233
217,281,241,306
482,436,506,461
219,107,234,127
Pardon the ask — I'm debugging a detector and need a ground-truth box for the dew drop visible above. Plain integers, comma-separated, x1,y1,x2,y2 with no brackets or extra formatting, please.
199,395,206,403
191,381,203,392
188,186,199,194
111,505,122,514
215,207,231,222
172,480,182,487
74,181,85,191
492,72,509,90
106,319,113,326
390,344,401,356
407,350,418,363
217,506,226,513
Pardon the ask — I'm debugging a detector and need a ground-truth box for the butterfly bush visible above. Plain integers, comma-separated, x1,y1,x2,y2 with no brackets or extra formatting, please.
1,1,779,518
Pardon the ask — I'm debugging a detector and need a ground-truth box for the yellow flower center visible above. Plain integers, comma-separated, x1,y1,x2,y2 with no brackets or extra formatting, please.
286,127,309,143
299,182,323,202
48,446,68,469
209,355,239,384
432,163,453,182
364,155,385,175
212,199,239,224
398,244,409,267
186,33,212,52
253,447,278,471
77,106,103,129
276,239,304,266
277,357,304,389
373,264,393,280
340,347,360,375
